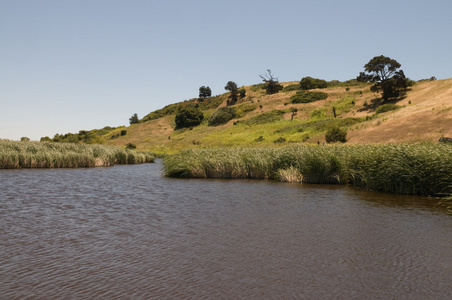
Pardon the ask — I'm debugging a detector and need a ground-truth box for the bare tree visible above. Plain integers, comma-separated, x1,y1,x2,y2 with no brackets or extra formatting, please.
260,69,283,94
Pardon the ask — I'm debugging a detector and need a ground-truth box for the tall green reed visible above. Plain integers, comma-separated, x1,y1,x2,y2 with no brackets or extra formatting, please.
0,141,155,169
163,143,452,196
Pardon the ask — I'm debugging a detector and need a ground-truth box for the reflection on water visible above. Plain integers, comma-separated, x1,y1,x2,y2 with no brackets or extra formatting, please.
1,161,451,299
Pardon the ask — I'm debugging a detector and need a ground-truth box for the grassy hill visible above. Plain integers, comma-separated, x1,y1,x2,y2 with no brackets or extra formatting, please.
100,78,451,154
45,78,451,154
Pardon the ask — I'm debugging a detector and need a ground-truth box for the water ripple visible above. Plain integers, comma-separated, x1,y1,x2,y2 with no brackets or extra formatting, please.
1,162,451,299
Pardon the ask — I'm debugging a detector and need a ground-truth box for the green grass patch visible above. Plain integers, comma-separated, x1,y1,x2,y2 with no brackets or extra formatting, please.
333,95,356,115
282,84,301,92
235,102,257,117
208,107,237,126
243,110,285,126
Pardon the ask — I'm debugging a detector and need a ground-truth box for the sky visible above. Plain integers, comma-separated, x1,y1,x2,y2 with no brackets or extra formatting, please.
1,0,451,141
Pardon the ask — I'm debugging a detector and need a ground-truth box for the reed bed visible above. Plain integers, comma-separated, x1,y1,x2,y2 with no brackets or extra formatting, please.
163,143,452,197
0,141,155,169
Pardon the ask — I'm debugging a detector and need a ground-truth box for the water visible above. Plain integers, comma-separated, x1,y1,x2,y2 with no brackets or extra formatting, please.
1,160,451,299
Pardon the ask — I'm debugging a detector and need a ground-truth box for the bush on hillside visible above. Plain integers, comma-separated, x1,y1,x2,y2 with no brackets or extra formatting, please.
175,105,204,129
375,103,402,114
208,107,237,126
300,77,328,90
126,143,137,149
325,126,347,143
291,91,328,104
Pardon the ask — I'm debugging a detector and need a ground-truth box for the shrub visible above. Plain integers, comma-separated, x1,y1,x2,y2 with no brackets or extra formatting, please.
274,137,286,143
325,126,347,143
291,91,328,104
300,77,328,90
375,104,402,114
126,143,137,149
208,107,236,126
175,105,204,129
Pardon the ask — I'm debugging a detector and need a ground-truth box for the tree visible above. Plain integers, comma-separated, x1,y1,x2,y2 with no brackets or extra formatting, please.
129,113,139,125
174,105,204,129
357,55,408,101
198,86,212,99
260,69,283,94
224,81,238,106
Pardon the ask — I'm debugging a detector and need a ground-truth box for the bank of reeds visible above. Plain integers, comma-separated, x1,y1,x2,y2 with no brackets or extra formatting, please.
163,143,452,197
0,141,155,169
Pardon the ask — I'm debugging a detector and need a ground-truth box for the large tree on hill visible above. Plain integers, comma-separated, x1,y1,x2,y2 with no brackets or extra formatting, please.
224,81,238,106
260,69,283,94
357,55,408,101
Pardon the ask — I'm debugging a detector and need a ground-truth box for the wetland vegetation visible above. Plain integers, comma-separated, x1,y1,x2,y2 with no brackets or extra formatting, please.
0,140,155,169
163,143,452,197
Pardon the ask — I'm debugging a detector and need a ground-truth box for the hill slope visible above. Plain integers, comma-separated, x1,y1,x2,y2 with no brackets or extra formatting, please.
102,78,452,154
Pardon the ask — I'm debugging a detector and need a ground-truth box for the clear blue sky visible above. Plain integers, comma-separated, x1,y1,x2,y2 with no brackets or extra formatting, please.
1,0,451,140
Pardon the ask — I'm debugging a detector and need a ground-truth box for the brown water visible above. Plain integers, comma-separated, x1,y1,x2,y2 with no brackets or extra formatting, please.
1,160,451,299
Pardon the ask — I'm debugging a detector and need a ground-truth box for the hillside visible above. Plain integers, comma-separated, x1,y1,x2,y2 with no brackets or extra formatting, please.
47,78,451,154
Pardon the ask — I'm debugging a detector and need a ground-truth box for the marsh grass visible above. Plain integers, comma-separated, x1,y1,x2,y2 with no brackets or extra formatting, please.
0,141,155,169
163,143,452,196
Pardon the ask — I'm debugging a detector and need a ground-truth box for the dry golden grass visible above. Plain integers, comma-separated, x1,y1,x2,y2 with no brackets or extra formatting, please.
346,79,452,143
104,78,452,152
